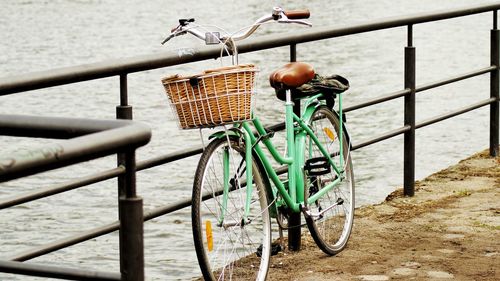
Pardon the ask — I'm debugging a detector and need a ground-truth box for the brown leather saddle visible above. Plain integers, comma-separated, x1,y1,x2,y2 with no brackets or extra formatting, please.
269,62,315,101
269,62,346,103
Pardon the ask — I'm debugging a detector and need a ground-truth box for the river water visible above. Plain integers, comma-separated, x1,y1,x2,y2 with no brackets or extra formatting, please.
0,0,497,280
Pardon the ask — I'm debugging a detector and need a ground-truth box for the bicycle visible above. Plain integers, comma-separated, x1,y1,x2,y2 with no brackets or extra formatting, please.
161,7,354,281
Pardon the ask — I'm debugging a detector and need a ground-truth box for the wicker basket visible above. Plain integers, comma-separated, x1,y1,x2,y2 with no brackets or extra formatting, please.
162,64,258,129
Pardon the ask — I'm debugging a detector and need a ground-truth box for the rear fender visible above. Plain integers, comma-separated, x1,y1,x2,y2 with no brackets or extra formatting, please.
302,103,352,150
208,128,241,140
331,110,352,150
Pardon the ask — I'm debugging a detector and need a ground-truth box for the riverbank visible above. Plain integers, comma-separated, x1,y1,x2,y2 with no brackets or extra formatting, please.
267,149,499,280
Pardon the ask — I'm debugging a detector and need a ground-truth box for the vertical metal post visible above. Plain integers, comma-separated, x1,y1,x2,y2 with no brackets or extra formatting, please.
290,43,297,62
491,11,499,157
119,150,144,281
117,74,133,120
287,43,301,251
116,74,144,280
117,74,133,197
404,25,416,197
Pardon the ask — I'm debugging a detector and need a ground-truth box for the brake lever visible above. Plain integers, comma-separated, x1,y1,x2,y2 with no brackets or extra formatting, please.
161,33,175,45
161,18,195,45
277,19,312,27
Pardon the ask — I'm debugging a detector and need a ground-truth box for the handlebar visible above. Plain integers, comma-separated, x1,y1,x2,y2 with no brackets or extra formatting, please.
161,7,311,45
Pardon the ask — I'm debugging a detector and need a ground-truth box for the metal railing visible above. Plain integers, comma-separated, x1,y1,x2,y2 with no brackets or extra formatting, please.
0,115,151,280
0,2,499,280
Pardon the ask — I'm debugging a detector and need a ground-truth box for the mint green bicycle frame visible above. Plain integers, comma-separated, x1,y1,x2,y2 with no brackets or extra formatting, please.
219,91,345,221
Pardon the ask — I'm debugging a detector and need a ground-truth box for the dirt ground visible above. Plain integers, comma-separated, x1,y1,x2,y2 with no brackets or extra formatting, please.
267,149,500,281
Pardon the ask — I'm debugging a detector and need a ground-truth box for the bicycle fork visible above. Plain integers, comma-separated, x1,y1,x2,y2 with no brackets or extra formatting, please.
220,129,254,227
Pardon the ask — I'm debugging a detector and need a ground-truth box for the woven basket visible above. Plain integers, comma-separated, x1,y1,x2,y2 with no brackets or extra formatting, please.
162,64,258,129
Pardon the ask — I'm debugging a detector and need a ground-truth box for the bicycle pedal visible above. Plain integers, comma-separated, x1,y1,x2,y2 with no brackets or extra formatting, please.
303,198,344,219
305,156,331,176
256,243,282,257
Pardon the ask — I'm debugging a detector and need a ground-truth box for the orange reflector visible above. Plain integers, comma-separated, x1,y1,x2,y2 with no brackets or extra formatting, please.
324,128,335,141
206,220,213,252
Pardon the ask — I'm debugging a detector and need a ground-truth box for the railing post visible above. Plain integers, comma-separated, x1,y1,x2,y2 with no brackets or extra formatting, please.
404,25,416,197
117,74,133,197
119,150,144,281
117,74,133,120
116,74,144,280
491,11,499,157
287,43,302,251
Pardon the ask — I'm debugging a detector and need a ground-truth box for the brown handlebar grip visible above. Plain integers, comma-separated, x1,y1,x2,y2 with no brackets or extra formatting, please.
284,9,310,19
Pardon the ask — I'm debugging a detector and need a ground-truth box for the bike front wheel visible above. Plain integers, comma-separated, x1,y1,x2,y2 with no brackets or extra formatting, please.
304,105,355,255
192,136,271,281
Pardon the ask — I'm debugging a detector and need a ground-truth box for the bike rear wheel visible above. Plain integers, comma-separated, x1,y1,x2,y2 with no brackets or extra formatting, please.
192,136,271,281
304,106,355,255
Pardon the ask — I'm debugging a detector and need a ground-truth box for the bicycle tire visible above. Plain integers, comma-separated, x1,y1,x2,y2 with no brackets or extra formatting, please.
192,136,271,281
304,105,355,255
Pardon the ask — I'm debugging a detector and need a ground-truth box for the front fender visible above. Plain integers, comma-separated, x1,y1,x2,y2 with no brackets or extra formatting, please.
208,129,242,140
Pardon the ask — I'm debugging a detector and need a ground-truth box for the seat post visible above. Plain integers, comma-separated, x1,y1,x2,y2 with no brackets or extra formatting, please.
284,89,297,204
288,89,302,252
285,89,293,105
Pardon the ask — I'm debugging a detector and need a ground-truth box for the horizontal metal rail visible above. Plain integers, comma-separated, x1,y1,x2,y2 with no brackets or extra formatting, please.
344,65,497,113
0,260,120,281
416,66,497,93
9,221,121,262
344,89,411,112
352,126,412,150
9,196,194,261
0,115,151,182
136,146,203,171
0,167,124,210
0,147,202,210
417,97,497,129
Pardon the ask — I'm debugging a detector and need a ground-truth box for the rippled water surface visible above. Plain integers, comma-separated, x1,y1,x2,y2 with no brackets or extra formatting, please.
0,0,497,279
